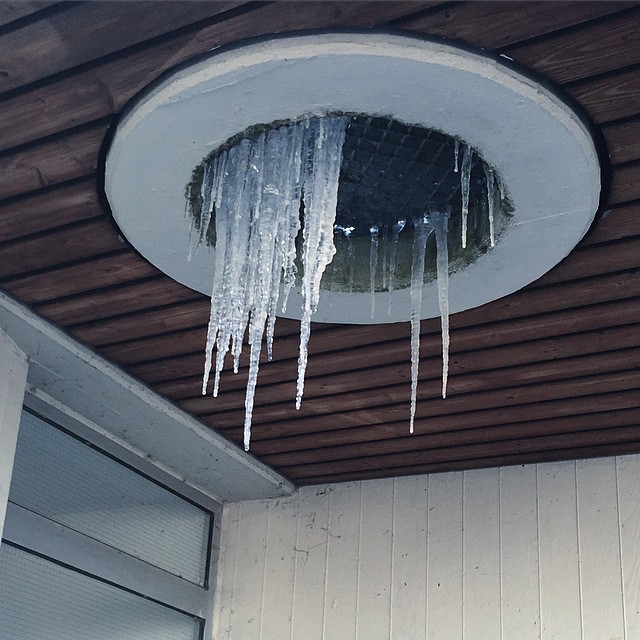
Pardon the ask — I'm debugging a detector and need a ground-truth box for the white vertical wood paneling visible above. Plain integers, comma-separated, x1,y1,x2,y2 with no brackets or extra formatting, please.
290,486,330,640
390,475,428,640
617,455,640,639
214,454,640,640
537,461,582,639
260,495,298,640
427,471,463,640
212,502,240,640
355,478,394,640
463,468,501,640
323,482,361,639
230,500,270,639
576,457,625,640
0,329,28,542
500,465,540,640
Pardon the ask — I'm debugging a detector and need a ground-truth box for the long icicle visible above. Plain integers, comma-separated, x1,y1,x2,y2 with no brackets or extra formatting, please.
369,224,379,319
242,129,284,450
296,117,349,409
409,215,434,434
428,204,451,399
200,117,347,449
387,218,405,316
460,145,473,249
484,163,496,247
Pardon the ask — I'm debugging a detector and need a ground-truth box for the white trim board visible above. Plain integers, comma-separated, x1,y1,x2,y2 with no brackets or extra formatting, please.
0,290,294,502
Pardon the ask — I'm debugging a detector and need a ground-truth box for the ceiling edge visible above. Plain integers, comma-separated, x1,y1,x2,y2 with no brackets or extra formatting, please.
0,290,295,502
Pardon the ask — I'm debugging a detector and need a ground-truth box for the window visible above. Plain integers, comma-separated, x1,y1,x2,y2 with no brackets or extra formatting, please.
1,407,219,639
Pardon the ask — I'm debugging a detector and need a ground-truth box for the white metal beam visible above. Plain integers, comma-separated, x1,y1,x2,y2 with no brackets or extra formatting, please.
0,290,294,502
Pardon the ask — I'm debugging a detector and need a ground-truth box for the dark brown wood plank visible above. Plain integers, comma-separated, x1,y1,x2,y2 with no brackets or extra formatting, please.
0,2,460,152
399,1,635,50
211,298,640,395
502,8,640,84
156,375,209,401
107,320,404,369
602,117,640,165
0,120,108,199
104,224,640,372
580,201,640,246
207,270,640,387
255,407,640,460
0,177,99,242
100,314,317,366
1,251,159,303
157,294,640,401
124,321,413,382
119,224,640,374
104,327,207,368
129,269,640,386
280,425,640,479
68,298,212,346
568,67,640,124
36,276,202,325
533,235,640,287
456,269,640,327
0,218,122,278
196,334,640,426
0,2,55,28
214,388,640,442
281,427,640,477
295,440,640,484
0,1,244,94
189,341,640,416
608,162,640,205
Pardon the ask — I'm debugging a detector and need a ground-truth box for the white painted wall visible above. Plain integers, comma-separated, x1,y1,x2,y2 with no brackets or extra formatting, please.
0,328,27,542
212,456,640,640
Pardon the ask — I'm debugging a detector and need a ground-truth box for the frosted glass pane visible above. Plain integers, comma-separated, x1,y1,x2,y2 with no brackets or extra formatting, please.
0,544,202,640
9,410,211,584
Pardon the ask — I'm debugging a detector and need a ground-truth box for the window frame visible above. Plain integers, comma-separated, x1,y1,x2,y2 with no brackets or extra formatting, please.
2,391,222,640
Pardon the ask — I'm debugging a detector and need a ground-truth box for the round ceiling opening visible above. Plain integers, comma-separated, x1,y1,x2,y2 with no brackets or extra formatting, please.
103,31,602,325
186,113,512,295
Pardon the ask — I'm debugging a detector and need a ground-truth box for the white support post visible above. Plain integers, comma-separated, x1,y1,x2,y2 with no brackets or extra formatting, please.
0,328,28,543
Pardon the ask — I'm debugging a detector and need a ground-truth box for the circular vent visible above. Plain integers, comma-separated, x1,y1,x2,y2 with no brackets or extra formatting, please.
103,32,602,324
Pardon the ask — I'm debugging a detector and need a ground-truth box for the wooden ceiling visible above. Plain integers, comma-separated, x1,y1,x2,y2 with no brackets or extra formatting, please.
1,1,640,486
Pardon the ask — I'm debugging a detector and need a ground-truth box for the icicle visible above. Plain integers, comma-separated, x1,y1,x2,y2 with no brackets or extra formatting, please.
199,161,216,243
387,218,405,315
199,116,348,450
210,138,253,398
279,121,305,314
202,206,228,395
483,163,496,247
369,224,379,318
186,202,197,263
346,230,356,293
296,117,349,409
381,225,389,291
453,140,460,173
460,146,473,249
334,224,355,292
241,130,286,450
428,204,451,399
409,215,434,434
267,124,304,354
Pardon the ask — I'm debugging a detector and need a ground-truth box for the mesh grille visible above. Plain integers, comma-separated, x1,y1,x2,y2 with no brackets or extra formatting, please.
337,115,482,233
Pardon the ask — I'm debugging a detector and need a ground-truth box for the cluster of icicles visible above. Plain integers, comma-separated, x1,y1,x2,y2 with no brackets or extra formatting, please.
195,116,498,450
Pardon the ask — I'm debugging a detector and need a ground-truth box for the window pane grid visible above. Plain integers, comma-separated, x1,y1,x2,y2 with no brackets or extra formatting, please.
8,411,211,585
0,544,202,640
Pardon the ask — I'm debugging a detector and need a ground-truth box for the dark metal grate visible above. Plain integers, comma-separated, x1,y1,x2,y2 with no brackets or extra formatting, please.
337,115,486,235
